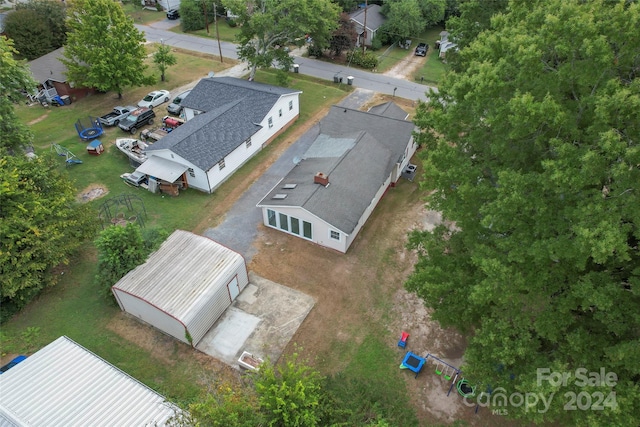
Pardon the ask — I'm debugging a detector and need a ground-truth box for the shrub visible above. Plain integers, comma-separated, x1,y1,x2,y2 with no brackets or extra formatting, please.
347,50,378,69
370,35,382,51
308,43,323,58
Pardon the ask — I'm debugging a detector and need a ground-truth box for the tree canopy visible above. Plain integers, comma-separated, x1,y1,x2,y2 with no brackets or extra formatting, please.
222,0,340,80
4,0,68,60
0,153,99,322
408,0,640,424
62,0,153,98
0,37,37,152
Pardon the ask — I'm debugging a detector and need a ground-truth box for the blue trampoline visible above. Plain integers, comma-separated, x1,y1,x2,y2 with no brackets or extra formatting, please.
399,351,426,378
75,117,104,141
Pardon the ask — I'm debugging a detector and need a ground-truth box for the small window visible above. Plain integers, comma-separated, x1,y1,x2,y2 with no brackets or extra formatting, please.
188,168,195,178
282,183,297,189
330,230,340,240
279,213,288,231
289,100,293,111
268,117,273,128
291,217,300,235
272,194,287,200
267,209,276,227
303,221,312,239
218,159,226,170
245,137,252,148
279,109,283,117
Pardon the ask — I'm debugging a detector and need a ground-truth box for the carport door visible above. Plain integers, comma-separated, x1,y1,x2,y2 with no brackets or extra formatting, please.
227,277,240,300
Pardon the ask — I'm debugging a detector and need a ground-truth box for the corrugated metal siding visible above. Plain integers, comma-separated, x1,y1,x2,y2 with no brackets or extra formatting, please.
0,336,179,426
189,283,232,345
112,230,247,339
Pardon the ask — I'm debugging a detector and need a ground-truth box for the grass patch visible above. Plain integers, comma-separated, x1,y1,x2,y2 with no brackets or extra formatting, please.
412,26,450,85
122,3,167,25
174,20,241,43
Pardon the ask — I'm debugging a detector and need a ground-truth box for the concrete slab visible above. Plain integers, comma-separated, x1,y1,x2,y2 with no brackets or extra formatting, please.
195,272,315,369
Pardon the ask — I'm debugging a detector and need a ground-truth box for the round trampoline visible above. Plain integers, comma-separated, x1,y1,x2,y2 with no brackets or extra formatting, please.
80,127,103,140
75,117,104,141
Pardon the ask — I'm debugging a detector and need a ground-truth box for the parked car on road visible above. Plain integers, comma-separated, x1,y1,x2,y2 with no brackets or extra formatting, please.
167,8,180,20
415,43,428,57
118,107,156,135
167,90,191,115
138,90,171,109
98,105,136,127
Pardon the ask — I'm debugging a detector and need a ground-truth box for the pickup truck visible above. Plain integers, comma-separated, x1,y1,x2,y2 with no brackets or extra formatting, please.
140,116,185,142
99,106,136,127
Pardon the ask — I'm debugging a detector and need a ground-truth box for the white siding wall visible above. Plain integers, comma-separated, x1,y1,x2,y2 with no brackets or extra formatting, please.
345,174,392,250
260,206,348,253
113,290,189,344
146,149,209,192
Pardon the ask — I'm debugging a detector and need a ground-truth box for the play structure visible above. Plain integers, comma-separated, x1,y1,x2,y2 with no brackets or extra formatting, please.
397,331,409,349
52,144,82,166
75,117,104,141
87,140,104,156
399,351,426,378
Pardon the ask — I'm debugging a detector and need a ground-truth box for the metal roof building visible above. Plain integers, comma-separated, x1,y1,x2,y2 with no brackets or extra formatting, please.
0,336,179,427
112,230,249,346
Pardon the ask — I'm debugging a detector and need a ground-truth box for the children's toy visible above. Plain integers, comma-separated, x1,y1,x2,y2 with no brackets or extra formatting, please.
397,331,409,348
52,144,82,166
75,117,104,141
399,351,426,378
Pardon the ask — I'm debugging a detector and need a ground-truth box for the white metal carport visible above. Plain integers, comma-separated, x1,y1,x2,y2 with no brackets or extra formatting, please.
0,336,179,426
112,230,249,346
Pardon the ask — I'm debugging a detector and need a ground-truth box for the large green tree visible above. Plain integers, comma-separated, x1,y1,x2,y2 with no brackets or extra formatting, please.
0,153,99,322
222,0,340,80
0,37,37,152
407,0,640,424
62,0,153,98
380,0,424,45
4,0,68,59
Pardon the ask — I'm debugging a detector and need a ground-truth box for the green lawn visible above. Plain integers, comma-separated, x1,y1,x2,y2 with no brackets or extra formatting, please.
412,26,450,85
175,19,241,43
122,3,168,25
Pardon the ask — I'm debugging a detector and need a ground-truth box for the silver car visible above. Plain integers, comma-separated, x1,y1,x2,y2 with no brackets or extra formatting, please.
167,90,191,115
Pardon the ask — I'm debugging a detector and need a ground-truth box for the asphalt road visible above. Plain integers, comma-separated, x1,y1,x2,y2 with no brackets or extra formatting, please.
136,21,436,102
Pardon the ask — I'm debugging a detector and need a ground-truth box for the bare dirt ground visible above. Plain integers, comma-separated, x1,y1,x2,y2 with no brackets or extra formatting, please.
77,183,108,203
384,48,427,80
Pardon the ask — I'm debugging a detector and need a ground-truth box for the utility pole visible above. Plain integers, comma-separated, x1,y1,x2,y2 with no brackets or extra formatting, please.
362,0,367,54
203,0,210,35
214,2,223,63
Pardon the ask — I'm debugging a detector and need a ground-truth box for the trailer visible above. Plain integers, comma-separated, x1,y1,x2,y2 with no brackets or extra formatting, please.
140,116,184,142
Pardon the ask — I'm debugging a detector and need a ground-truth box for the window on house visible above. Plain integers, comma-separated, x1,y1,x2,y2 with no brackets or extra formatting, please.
330,230,340,240
267,209,277,227
303,221,312,239
245,137,252,148
218,159,226,170
279,213,288,231
289,100,293,111
188,168,195,178
279,109,283,117
268,117,273,128
290,217,300,235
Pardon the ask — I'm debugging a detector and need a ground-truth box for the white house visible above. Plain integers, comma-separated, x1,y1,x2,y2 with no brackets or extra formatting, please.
349,4,387,47
138,77,301,194
112,230,249,347
257,102,417,253
0,336,180,426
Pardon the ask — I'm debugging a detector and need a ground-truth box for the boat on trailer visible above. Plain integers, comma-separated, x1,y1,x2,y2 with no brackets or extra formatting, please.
115,138,149,164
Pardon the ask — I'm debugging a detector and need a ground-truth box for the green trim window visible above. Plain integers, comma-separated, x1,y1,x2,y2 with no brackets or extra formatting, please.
291,217,300,235
303,221,312,239
279,213,288,231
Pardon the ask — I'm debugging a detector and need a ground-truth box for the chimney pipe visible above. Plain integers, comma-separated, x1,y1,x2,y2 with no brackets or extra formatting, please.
314,172,329,186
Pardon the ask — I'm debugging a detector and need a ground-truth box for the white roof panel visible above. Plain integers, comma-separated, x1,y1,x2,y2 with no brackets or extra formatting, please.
136,156,189,183
112,230,245,325
0,336,179,427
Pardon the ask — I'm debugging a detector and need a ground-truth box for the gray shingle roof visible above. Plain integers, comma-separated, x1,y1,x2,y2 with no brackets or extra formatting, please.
258,104,415,234
349,5,386,31
147,77,301,171
367,101,409,120
27,47,67,84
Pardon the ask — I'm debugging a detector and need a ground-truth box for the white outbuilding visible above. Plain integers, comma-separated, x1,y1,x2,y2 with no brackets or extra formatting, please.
0,336,180,426
112,230,249,347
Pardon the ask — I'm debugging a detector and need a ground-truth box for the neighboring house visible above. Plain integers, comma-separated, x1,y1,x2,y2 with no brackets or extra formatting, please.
138,77,301,194
349,4,386,47
0,336,180,426
144,0,180,11
438,31,458,59
26,47,96,103
112,230,249,347
257,102,417,253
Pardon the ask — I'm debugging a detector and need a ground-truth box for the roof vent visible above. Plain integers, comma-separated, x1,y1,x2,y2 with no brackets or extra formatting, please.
314,172,329,186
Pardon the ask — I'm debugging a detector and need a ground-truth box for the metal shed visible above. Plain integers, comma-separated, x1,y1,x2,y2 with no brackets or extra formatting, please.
112,230,249,346
0,336,179,426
